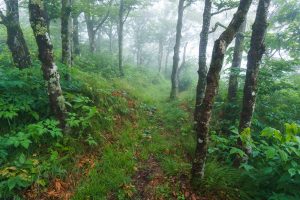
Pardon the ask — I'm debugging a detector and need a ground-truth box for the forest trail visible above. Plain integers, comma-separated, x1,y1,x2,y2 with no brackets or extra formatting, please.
70,92,204,200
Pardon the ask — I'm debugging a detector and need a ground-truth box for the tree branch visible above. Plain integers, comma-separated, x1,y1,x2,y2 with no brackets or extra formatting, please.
209,22,227,34
0,10,6,20
183,0,196,9
93,0,113,33
122,8,131,24
211,7,236,16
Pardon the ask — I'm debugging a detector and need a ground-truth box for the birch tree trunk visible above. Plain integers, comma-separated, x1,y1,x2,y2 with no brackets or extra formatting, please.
170,0,185,99
29,0,67,129
194,0,212,119
237,0,271,159
61,0,72,66
1,0,31,69
191,0,252,184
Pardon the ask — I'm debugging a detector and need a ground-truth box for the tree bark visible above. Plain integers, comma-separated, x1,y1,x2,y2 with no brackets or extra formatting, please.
191,0,252,184
194,0,212,119
108,22,113,53
61,0,72,67
164,41,172,75
29,0,67,129
178,42,188,77
72,13,80,56
85,13,96,53
118,0,125,76
227,21,246,103
170,0,185,99
223,20,247,126
237,0,271,159
158,38,164,72
1,0,31,69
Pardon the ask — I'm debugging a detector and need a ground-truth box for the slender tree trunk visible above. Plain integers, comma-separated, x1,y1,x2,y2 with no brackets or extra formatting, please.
223,20,247,125
178,42,188,77
136,46,142,67
96,32,102,52
85,13,96,53
29,0,67,129
191,0,252,184
164,41,171,75
158,38,164,73
118,0,125,76
109,23,113,53
72,13,80,56
227,21,246,103
1,0,31,69
61,0,72,66
170,0,185,99
194,0,212,120
237,0,270,159
43,1,51,35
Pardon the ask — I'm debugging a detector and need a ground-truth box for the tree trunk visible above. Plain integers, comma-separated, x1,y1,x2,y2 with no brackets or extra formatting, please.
1,0,31,69
227,21,246,104
96,32,102,52
194,0,212,120
72,13,80,56
170,0,185,99
29,0,67,129
42,1,51,35
109,22,113,53
223,20,247,127
178,42,188,77
191,0,252,184
61,0,72,67
118,0,125,76
158,38,164,73
85,13,96,53
164,41,172,75
237,0,270,159
136,46,142,67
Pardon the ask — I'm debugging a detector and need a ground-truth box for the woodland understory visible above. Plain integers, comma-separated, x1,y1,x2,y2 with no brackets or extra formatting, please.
0,0,299,200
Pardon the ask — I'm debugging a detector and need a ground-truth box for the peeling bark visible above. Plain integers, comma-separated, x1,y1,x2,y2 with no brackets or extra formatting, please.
1,0,31,69
191,0,252,184
194,0,212,120
61,0,72,67
29,0,67,129
237,0,271,160
170,0,185,99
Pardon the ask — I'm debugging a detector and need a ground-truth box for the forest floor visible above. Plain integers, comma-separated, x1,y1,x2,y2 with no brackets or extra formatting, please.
69,89,219,200
19,67,225,200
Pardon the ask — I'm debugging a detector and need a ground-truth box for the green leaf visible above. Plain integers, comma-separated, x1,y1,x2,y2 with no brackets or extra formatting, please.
265,147,277,159
278,149,288,162
19,153,26,164
7,178,17,191
21,139,31,149
229,147,246,157
288,168,297,177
